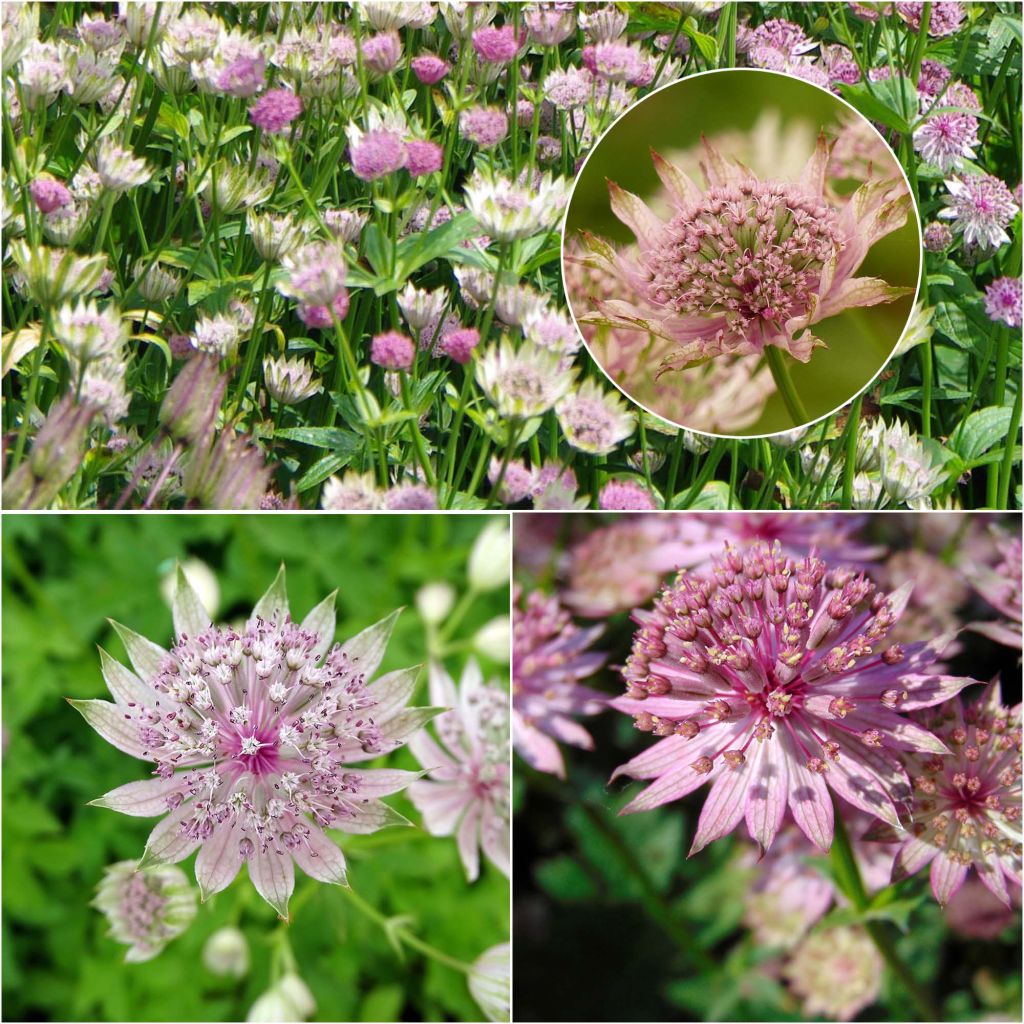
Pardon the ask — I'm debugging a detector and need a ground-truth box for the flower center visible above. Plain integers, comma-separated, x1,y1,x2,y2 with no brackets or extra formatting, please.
648,180,842,331
224,724,280,776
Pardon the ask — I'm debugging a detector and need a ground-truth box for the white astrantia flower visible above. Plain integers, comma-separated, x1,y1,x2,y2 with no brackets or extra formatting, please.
247,972,316,1022
72,566,440,918
202,925,249,978
93,860,197,962
94,137,154,192
191,312,242,358
263,355,323,405
408,661,511,881
247,210,310,262
463,165,571,242
555,378,636,455
415,581,456,626
467,943,511,1023
8,240,108,307
52,298,129,365
475,340,576,418
134,259,182,303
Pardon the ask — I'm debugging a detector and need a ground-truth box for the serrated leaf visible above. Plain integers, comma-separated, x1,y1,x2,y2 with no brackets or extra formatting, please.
295,452,355,493
395,211,479,279
950,406,1015,463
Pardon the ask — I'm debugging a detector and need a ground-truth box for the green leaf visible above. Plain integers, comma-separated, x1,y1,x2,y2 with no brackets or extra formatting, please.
950,406,1016,463
681,17,718,65
395,211,479,279
359,985,404,1022
273,426,362,452
294,452,354,492
362,223,392,277
839,81,912,134
534,856,598,902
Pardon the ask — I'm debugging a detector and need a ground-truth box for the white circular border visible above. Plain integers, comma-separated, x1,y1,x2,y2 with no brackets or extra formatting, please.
559,66,925,441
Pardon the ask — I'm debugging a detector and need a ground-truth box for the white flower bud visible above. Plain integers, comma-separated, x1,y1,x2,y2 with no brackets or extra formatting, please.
416,581,456,625
467,521,511,593
474,616,511,663
161,558,220,618
202,926,249,978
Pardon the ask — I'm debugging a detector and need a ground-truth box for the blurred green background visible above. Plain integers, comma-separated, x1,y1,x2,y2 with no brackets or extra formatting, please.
2,514,509,1023
565,70,920,434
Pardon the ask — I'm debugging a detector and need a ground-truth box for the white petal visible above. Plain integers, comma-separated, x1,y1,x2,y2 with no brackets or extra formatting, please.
172,563,212,638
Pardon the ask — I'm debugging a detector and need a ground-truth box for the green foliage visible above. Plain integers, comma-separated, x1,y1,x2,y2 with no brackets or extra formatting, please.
1,514,509,1022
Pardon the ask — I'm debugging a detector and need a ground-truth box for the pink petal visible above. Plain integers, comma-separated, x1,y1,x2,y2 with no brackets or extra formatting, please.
620,760,717,814
610,734,688,782
428,660,460,711
89,775,187,817
456,802,482,882
689,761,752,856
975,854,1011,908
248,846,295,918
368,666,420,721
332,798,411,835
290,826,347,885
481,807,511,879
195,821,243,899
108,620,169,684
348,767,424,797
782,731,833,850
98,648,161,708
408,780,473,835
930,852,969,906
138,802,201,867
547,714,593,750
68,698,149,760
744,739,789,854
650,149,702,209
608,181,662,248
408,729,460,774
896,673,975,711
893,836,939,880
514,715,565,778
826,743,906,830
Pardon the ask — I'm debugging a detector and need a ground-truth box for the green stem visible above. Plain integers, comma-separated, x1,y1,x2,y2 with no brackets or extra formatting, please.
764,347,809,427
841,396,862,508
830,807,940,1022
996,385,1022,510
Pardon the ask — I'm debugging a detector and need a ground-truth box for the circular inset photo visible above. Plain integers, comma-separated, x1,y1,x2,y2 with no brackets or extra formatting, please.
562,69,922,437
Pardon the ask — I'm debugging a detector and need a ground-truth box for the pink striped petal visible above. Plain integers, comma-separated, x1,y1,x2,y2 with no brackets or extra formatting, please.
621,760,718,814
547,714,593,750
368,667,420,721
744,739,789,854
975,854,1011,908
783,732,834,851
290,827,347,885
252,565,288,621
408,729,460,775
690,762,752,855
893,673,975,711
108,620,169,685
68,698,149,759
338,609,401,683
195,821,243,899
98,648,161,708
893,836,938,880
138,802,201,867
171,564,212,638
301,590,337,660
930,852,969,906
457,802,482,882
348,768,424,797
89,775,187,817
248,846,294,918
409,780,473,835
481,807,510,879
826,744,905,830
514,716,565,778
611,735,688,782
332,799,411,835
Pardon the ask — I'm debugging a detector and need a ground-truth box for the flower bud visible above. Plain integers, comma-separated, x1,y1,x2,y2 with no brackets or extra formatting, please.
202,926,249,978
467,521,511,593
158,354,228,444
474,616,511,663
246,972,316,1022
415,581,456,626
468,943,510,1022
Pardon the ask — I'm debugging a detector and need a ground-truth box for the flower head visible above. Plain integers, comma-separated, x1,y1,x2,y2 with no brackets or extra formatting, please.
783,926,882,1021
983,276,1022,329
965,529,1022,649
277,241,347,307
409,661,510,881
914,106,979,172
263,355,322,404
459,106,509,148
468,943,511,1023
29,176,72,214
370,330,415,370
939,173,1017,250
612,541,977,853
599,478,657,510
896,1,966,35
93,861,197,962
248,88,303,134
513,590,606,777
53,298,128,366
73,568,435,916
202,925,249,978
410,53,449,84
891,682,1021,907
94,137,154,192
476,340,575,418
555,379,635,455
464,166,570,242
349,128,407,180
473,25,519,63
578,134,912,369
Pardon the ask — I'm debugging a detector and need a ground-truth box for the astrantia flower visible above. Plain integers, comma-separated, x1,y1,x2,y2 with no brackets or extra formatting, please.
555,378,635,455
247,210,309,262
263,355,322,404
202,925,249,978
599,478,657,510
459,106,509,148
29,176,72,214
53,298,128,366
93,861,197,962
523,3,576,46
965,530,1022,649
983,276,1022,329
476,341,575,418
473,25,519,63
249,88,303,134
191,312,241,358
544,66,593,109
409,53,449,83
464,166,570,242
321,470,381,510
370,330,415,371
578,135,912,369
468,943,511,1023
349,128,407,180
408,661,510,881
939,173,1017,250
72,568,437,916
913,106,979,172
889,682,1021,907
277,241,347,306
7,241,108,307
94,137,154,192
896,1,966,36
783,926,882,1022
198,159,273,214
513,590,606,777
611,541,976,853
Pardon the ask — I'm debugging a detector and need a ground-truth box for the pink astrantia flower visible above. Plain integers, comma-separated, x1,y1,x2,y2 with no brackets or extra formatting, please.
939,173,1017,250
965,529,1022,648
409,54,449,84
29,176,73,214
350,129,407,180
248,88,303,134
71,568,437,917
896,1,966,36
370,330,415,371
404,139,443,177
513,590,607,777
408,661,510,881
983,276,1023,329
888,682,1021,906
611,541,977,854
599,478,657,510
579,135,912,370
